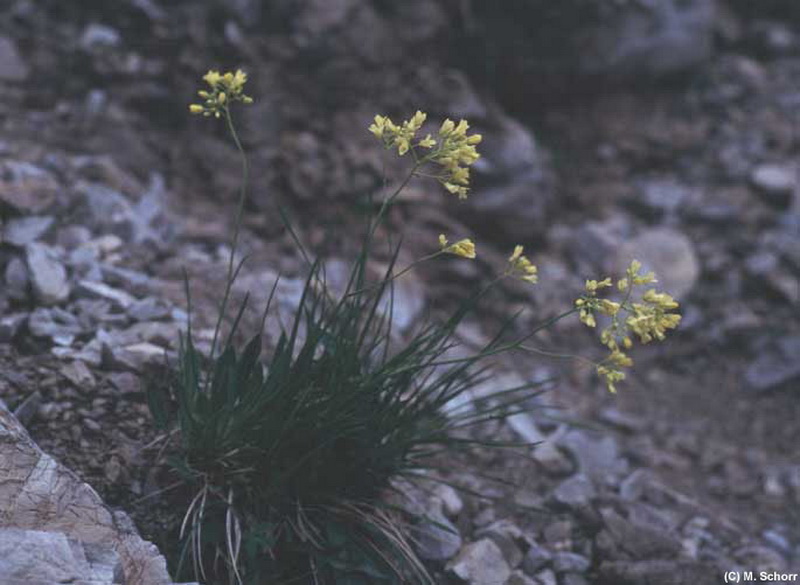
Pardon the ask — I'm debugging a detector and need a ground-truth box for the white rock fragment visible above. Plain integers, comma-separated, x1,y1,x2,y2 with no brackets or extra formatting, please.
26,243,71,305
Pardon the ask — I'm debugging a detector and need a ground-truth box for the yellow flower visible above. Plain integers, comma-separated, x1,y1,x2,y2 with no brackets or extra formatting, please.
578,308,597,328
598,299,621,316
507,245,538,284
597,365,625,394
191,68,253,118
439,234,476,259
608,349,633,368
585,278,612,293
369,115,388,138
408,110,426,132
203,70,222,87
444,182,469,199
419,134,436,148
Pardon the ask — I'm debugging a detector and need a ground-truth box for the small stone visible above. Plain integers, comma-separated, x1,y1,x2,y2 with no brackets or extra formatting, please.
37,402,60,421
542,520,573,549
475,520,525,568
76,280,137,310
434,483,464,518
751,164,796,208
84,418,101,433
551,552,590,574
60,360,96,390
80,23,122,50
101,265,152,295
447,539,512,585
522,542,553,575
108,372,140,395
26,243,70,305
507,570,538,585
104,456,123,484
4,256,30,301
0,160,58,212
127,297,171,321
600,507,682,560
0,35,28,81
561,574,590,585
12,390,42,426
535,569,557,585
108,342,166,372
762,529,792,555
3,215,54,246
508,412,546,444
56,225,92,249
0,313,26,342
533,440,575,477
413,510,462,562
28,307,83,345
558,430,626,484
744,335,800,392
630,179,689,220
552,474,596,511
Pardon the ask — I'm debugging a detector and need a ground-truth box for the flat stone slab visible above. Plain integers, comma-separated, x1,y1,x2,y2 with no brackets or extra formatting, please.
0,398,185,585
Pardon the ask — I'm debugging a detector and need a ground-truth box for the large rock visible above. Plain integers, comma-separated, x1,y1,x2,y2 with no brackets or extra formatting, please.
0,400,186,585
458,113,556,242
0,528,120,584
468,0,715,104
614,228,700,298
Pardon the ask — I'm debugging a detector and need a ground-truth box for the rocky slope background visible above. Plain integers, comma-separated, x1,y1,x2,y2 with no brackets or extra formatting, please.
0,1,799,584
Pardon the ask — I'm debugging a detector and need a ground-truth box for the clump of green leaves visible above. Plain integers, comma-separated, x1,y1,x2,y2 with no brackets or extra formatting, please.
149,243,546,584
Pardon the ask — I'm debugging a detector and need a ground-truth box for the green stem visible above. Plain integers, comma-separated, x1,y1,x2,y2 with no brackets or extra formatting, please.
518,344,600,368
344,250,444,298
369,162,421,240
386,306,580,377
207,107,249,369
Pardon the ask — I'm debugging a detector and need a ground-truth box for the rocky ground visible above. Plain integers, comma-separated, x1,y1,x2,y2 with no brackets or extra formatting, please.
1,1,799,584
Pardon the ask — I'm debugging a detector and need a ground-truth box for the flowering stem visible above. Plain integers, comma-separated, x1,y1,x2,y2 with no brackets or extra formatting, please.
518,344,600,368
344,251,444,299
207,106,249,367
369,162,421,239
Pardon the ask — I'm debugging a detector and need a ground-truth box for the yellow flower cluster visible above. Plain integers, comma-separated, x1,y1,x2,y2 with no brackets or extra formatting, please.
575,260,681,393
189,69,253,118
439,234,476,259
507,246,538,284
369,111,429,156
368,112,482,199
435,118,482,199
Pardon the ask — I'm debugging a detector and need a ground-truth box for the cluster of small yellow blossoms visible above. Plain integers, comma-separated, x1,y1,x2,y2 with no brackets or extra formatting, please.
439,234,476,259
189,69,253,118
506,246,538,284
369,111,430,156
368,111,482,199
575,260,681,393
